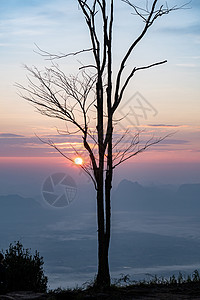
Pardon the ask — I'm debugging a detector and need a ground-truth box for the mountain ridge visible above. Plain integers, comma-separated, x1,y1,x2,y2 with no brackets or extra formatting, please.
112,180,200,214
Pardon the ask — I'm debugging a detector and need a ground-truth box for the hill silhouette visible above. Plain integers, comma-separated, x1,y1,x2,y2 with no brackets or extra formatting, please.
1,180,200,223
112,180,200,214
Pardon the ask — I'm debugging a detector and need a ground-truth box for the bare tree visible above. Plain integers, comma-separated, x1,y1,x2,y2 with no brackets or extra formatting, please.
17,0,187,289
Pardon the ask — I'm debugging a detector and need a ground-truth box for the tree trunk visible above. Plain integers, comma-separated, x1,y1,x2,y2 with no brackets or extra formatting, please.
95,179,111,289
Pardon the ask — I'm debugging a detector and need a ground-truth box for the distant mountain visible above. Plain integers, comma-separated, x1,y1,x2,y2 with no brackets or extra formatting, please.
0,194,41,208
0,194,42,221
177,183,200,198
0,194,76,225
176,183,200,212
112,180,200,214
0,185,96,226
1,180,200,226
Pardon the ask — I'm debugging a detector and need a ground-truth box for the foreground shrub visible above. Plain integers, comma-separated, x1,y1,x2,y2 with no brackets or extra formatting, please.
4,241,47,292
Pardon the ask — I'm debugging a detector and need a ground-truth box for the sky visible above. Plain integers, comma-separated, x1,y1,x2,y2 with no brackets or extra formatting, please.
0,0,200,197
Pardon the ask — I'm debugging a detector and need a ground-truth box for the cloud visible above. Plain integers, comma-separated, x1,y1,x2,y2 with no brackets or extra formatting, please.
158,139,189,145
159,21,200,39
0,133,86,157
0,16,55,39
192,56,200,59
160,24,200,36
0,133,24,138
0,136,38,144
176,63,197,68
0,136,52,157
0,43,14,47
0,133,82,143
0,1,79,40
147,124,184,128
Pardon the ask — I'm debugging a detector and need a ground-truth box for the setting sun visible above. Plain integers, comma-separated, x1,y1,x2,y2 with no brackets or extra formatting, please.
74,157,83,165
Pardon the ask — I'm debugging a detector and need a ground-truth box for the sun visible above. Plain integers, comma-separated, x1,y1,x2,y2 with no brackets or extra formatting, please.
74,157,83,165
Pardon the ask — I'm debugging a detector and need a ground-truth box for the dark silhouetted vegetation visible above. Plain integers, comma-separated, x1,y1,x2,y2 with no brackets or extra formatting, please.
3,241,47,292
46,270,200,299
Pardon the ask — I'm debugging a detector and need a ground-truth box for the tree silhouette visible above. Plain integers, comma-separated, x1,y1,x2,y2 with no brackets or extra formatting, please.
4,241,47,292
17,0,187,289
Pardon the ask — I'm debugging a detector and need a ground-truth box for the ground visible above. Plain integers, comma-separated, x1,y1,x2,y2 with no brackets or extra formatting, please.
2,282,200,299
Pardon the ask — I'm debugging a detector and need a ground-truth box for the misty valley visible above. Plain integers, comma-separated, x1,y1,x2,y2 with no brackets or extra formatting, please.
1,179,200,289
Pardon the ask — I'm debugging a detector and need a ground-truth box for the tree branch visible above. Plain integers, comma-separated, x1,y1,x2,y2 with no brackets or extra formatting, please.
34,44,94,60
117,60,167,106
113,133,172,169
112,0,187,114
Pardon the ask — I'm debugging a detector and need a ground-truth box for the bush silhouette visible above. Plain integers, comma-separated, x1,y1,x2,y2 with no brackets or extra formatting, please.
4,241,47,292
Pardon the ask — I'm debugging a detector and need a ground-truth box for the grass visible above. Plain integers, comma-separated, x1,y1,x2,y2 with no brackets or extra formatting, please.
46,270,200,299
112,269,200,286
